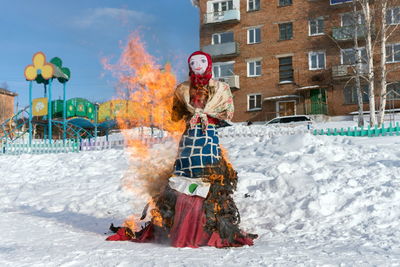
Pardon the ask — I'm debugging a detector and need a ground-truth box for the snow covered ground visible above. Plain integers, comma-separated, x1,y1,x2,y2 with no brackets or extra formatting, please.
0,123,399,266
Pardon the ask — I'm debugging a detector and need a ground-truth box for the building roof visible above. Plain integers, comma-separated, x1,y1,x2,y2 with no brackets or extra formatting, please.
264,95,300,101
0,88,18,97
296,85,321,91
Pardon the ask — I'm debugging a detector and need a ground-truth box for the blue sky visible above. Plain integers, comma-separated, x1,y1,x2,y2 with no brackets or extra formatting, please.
0,0,199,109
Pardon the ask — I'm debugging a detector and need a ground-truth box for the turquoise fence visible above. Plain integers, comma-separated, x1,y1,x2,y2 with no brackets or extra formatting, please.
1,139,79,155
0,135,171,155
313,122,400,137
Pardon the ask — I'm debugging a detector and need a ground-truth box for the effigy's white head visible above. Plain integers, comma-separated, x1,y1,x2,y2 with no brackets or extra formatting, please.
189,54,208,75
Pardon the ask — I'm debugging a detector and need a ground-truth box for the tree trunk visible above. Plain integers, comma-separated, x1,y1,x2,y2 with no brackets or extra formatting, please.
378,0,388,127
363,0,377,126
353,0,365,127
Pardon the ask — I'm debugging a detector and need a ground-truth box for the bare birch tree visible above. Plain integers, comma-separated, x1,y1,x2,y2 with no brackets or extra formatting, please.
377,0,400,126
355,0,378,126
353,0,365,126
329,1,369,126
378,0,389,126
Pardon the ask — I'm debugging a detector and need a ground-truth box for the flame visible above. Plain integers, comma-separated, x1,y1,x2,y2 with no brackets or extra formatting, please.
102,31,185,197
150,208,163,227
103,32,186,229
208,174,224,186
102,31,185,134
123,215,138,232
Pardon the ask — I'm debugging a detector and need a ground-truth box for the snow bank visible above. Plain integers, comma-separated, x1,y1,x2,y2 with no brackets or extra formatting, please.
0,126,399,265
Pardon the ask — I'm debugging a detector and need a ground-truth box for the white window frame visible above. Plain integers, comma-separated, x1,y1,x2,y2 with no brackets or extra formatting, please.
386,43,400,63
309,17,324,36
276,100,296,117
209,0,235,13
387,7,400,25
211,32,234,44
213,61,235,78
341,47,366,65
247,27,261,44
308,51,326,70
341,12,365,26
387,82,400,99
247,93,262,111
344,84,369,104
247,0,260,11
247,60,262,77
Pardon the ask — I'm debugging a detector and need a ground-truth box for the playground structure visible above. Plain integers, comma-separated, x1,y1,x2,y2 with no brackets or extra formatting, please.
0,52,123,152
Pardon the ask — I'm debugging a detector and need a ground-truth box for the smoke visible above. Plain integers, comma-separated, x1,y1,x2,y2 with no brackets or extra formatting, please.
122,139,178,200
191,0,199,7
1,82,9,89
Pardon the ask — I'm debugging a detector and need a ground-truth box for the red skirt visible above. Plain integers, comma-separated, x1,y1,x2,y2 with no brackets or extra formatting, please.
107,192,254,248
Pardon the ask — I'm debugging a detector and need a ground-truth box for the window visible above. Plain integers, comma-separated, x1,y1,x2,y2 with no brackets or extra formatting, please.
247,60,262,77
213,0,234,13
386,43,400,63
344,84,369,104
279,23,293,40
248,27,261,44
309,17,324,35
386,7,400,25
341,12,365,26
267,118,281,124
341,48,367,65
248,94,262,111
387,82,400,99
248,0,260,11
279,57,293,83
309,52,326,70
213,62,234,78
212,32,234,44
279,0,292,7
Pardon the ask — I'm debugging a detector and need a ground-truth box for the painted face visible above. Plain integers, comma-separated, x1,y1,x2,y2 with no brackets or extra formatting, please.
189,54,208,75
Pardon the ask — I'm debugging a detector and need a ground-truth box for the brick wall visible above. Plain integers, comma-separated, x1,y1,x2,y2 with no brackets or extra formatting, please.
198,0,400,122
0,93,15,123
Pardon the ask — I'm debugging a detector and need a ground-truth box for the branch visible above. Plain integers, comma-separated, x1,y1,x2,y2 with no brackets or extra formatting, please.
344,76,356,88
386,24,400,41
386,64,400,73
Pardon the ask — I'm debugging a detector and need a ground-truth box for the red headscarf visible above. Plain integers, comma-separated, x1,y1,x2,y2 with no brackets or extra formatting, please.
188,51,212,87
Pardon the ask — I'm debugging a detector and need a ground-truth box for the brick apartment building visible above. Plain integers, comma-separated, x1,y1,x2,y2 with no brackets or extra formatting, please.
193,0,400,122
0,88,17,123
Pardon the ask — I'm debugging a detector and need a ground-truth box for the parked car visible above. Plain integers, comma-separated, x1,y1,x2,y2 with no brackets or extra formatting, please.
265,115,314,129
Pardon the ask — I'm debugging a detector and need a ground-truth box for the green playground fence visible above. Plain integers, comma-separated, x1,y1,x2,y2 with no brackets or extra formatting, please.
0,139,80,155
313,122,400,137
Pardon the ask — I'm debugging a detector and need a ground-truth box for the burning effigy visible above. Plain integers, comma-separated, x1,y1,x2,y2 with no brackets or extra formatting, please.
105,34,257,248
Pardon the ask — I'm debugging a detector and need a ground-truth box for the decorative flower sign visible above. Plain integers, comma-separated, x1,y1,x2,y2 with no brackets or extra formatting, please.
24,52,54,81
50,57,71,83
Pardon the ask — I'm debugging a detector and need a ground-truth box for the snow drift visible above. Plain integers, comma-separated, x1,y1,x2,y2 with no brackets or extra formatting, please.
0,126,399,265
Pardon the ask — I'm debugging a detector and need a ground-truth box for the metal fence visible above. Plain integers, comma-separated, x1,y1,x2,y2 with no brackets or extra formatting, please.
0,125,314,155
1,139,79,155
313,122,400,137
79,136,170,151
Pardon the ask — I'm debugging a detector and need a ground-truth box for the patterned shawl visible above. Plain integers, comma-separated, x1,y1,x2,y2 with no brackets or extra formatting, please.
173,79,234,130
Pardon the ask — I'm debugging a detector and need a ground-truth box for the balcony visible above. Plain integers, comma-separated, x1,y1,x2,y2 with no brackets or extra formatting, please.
217,75,240,89
332,64,368,79
332,25,366,41
201,42,239,58
330,0,352,5
204,9,240,24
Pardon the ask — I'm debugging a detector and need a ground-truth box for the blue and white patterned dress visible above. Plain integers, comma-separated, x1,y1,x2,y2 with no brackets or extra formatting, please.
174,123,221,178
